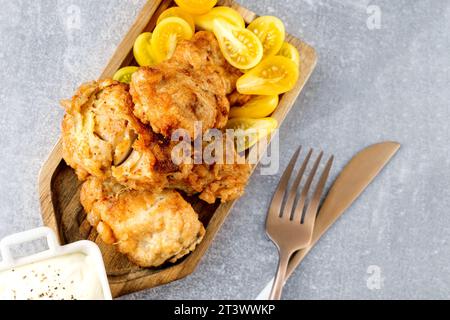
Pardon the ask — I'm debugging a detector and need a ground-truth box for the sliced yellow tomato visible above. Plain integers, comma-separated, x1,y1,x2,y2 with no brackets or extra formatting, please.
113,66,139,84
247,16,285,57
278,42,300,66
133,32,156,66
226,117,278,152
230,95,279,118
237,56,299,95
157,7,195,32
151,17,194,63
194,6,245,32
213,19,263,69
174,0,217,15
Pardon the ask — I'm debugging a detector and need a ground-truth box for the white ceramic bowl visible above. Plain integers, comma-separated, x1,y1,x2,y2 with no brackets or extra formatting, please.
0,227,112,300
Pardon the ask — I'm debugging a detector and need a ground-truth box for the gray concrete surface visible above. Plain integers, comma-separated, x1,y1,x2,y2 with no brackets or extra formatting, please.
0,0,449,300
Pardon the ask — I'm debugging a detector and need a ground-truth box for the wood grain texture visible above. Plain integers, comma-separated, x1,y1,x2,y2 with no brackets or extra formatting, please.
38,0,317,298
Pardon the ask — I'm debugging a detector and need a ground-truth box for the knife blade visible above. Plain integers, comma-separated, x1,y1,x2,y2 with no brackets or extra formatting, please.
256,141,401,300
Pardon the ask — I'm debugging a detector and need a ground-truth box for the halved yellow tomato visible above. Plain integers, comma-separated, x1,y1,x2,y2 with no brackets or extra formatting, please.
247,16,285,57
157,7,195,32
174,0,217,15
113,66,139,84
278,42,300,66
194,6,245,32
151,17,194,63
230,95,279,118
236,56,299,95
226,117,278,152
133,32,156,66
213,19,263,69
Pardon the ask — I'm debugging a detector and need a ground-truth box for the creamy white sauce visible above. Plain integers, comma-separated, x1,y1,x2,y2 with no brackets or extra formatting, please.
0,253,104,300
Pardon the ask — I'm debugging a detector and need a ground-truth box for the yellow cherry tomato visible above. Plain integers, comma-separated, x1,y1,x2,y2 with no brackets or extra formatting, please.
230,95,279,118
151,17,194,63
213,19,263,70
157,7,195,32
278,42,300,66
133,32,156,67
248,16,285,57
237,56,299,95
174,0,217,15
113,66,139,84
226,117,278,152
194,6,245,32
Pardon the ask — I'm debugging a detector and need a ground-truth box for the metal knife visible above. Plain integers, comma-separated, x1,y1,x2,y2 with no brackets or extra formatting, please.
256,141,401,300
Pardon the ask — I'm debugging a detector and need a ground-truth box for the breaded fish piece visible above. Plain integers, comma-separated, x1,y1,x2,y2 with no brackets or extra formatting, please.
173,31,243,95
80,177,205,268
169,136,252,204
61,79,191,190
130,31,242,140
184,159,252,204
61,79,139,180
111,129,193,192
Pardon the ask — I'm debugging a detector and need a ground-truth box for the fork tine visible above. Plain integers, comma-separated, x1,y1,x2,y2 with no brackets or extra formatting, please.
303,155,334,227
282,149,313,220
267,147,301,221
292,151,324,222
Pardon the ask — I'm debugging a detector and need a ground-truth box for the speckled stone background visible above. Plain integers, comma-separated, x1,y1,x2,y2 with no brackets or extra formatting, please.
1,0,449,300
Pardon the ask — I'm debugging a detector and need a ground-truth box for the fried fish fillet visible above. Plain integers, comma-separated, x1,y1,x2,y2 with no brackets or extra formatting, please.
181,160,252,204
80,177,205,268
130,31,242,140
169,136,252,204
61,79,138,180
61,31,254,269
61,79,191,190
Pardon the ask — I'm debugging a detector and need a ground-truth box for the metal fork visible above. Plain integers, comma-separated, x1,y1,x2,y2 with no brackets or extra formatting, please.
266,147,334,300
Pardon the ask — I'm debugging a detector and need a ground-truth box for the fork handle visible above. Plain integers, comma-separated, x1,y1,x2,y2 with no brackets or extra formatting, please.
269,250,291,300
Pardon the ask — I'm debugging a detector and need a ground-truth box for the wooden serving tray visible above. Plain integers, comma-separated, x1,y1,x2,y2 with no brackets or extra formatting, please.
39,0,317,298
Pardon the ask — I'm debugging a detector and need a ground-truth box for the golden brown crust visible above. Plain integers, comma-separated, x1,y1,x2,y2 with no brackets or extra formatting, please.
169,136,252,204
61,79,140,180
130,31,242,140
80,177,205,268
228,91,252,107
